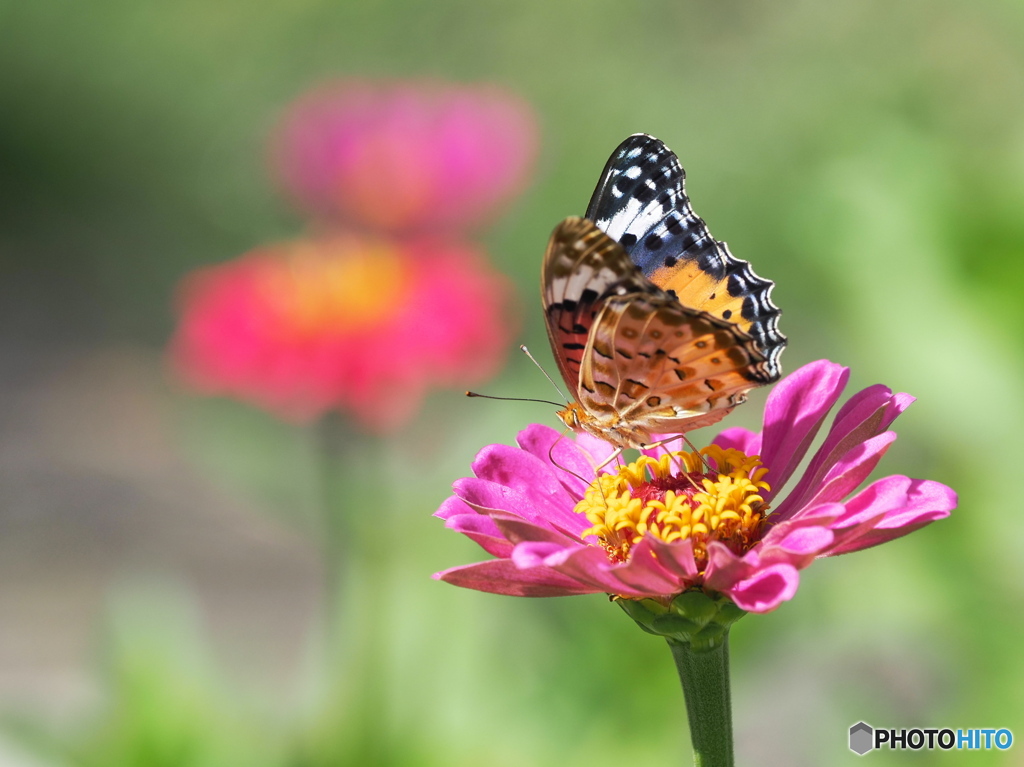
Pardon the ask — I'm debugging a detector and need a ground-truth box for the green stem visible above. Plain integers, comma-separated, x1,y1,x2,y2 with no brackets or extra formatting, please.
668,633,735,767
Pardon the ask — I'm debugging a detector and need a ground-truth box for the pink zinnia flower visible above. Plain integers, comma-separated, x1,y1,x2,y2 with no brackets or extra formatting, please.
434,360,955,612
272,79,539,233
169,233,515,431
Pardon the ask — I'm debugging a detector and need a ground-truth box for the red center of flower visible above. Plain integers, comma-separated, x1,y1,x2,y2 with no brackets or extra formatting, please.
630,472,711,505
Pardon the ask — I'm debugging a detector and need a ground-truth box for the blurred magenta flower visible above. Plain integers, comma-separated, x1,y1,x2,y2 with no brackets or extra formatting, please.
434,360,955,612
273,79,539,233
170,234,515,431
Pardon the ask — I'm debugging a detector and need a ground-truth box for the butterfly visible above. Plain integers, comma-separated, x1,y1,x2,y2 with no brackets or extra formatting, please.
542,134,786,450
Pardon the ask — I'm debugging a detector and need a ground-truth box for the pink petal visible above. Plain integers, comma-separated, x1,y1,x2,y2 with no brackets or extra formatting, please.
511,541,571,569
724,563,801,613
757,520,835,569
471,442,578,509
609,536,692,595
772,382,912,520
776,432,897,521
761,505,845,546
703,542,762,593
769,523,835,556
490,513,579,547
544,544,683,598
825,476,956,555
573,431,619,469
702,539,807,611
646,537,701,581
712,427,762,456
542,545,646,595
515,424,594,496
758,518,837,570
833,384,914,431
434,560,598,597
759,360,850,498
454,477,587,536
434,495,472,521
818,509,892,555
443,513,513,557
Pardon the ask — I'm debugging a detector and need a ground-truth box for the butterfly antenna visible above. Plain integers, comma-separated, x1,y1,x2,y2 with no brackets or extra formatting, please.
520,345,570,403
465,392,564,408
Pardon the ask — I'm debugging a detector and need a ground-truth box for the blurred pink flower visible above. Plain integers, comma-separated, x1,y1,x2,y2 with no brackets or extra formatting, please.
169,234,516,430
434,360,955,612
273,79,539,233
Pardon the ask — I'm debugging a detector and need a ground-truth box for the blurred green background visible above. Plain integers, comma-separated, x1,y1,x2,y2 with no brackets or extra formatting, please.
1,1,1022,765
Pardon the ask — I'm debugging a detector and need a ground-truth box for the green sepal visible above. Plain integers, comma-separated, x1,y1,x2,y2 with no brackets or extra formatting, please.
617,589,746,651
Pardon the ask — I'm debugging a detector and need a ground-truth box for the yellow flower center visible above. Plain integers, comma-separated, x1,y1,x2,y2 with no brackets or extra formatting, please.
260,238,412,338
577,445,770,569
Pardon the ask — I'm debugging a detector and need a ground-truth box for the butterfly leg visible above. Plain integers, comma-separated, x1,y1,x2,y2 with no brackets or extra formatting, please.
585,446,625,509
640,434,715,473
638,434,715,492
639,435,692,481
640,434,685,451
680,433,715,473
593,446,624,474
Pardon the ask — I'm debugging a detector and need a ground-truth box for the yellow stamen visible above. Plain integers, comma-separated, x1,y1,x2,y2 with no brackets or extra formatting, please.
577,445,770,566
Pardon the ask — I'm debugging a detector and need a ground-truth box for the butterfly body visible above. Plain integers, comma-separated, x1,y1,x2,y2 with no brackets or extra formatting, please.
542,135,786,449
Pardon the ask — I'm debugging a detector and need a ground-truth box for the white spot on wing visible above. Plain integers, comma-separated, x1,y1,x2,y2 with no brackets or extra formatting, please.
602,198,644,239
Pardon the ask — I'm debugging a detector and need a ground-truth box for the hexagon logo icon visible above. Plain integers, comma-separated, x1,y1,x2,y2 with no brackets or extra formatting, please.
849,722,874,755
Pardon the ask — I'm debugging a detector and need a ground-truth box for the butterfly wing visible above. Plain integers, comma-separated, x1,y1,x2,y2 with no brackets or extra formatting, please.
578,285,766,438
586,133,786,383
543,218,771,445
541,216,652,394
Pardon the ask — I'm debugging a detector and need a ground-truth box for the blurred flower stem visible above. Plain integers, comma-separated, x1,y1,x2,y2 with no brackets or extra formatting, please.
668,636,734,767
313,412,349,629
311,414,392,762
